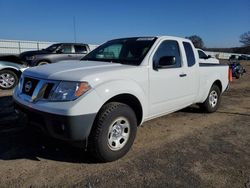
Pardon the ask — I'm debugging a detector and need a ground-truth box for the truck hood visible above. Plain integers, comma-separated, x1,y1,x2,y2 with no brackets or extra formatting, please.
19,50,49,57
23,60,136,81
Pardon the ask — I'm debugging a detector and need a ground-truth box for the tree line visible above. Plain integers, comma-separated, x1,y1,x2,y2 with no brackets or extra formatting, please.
186,31,250,54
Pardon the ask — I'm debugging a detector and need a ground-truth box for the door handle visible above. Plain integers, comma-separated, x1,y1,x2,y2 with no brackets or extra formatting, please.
179,73,187,77
68,55,73,57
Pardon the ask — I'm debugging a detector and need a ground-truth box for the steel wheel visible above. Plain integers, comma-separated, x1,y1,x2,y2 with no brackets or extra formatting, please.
209,90,218,108
199,84,221,113
108,117,130,151
0,72,16,89
88,102,137,162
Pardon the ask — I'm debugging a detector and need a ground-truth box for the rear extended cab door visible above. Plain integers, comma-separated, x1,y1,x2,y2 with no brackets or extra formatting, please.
148,38,199,117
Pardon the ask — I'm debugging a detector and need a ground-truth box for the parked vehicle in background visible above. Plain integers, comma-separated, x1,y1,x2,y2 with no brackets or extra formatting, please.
0,61,27,90
19,43,92,66
14,36,229,162
238,55,250,60
197,49,220,64
228,62,246,79
229,55,250,61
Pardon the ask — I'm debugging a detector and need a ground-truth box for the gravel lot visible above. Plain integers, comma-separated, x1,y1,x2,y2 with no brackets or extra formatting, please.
0,61,249,187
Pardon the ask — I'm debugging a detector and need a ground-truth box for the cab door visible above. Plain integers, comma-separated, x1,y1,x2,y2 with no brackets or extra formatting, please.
55,44,76,61
149,40,191,117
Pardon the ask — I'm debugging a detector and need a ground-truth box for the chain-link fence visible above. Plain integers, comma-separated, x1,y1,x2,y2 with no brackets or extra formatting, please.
0,39,54,55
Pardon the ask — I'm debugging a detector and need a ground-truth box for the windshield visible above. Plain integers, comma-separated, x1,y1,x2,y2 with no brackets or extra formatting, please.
45,44,60,52
82,37,157,65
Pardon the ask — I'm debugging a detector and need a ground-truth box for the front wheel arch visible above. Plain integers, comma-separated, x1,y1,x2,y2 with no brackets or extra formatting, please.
101,93,143,126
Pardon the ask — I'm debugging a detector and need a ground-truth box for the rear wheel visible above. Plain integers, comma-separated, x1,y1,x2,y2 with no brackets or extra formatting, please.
0,70,18,90
199,84,221,113
37,61,49,66
88,102,137,162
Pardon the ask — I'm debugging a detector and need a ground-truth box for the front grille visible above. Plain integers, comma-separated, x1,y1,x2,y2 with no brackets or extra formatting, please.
20,76,57,101
22,77,39,96
43,83,55,99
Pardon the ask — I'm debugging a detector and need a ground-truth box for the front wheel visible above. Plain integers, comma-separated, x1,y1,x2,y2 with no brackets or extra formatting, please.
88,102,137,162
199,84,221,113
0,70,19,90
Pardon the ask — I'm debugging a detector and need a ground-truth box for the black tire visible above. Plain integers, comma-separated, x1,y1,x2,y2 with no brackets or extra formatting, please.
37,61,49,66
88,102,137,162
199,84,221,113
0,70,19,90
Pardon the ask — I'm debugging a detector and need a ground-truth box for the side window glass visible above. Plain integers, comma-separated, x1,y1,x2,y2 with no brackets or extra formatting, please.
198,50,207,59
61,45,72,53
183,42,196,67
153,40,181,68
75,45,87,54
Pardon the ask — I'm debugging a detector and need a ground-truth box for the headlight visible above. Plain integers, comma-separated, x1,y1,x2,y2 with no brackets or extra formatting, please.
49,81,91,101
26,56,35,61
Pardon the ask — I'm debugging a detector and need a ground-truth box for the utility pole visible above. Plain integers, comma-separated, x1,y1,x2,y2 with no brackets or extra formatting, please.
73,16,77,43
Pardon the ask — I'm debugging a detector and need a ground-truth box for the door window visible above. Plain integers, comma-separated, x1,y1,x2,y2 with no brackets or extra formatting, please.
60,45,73,53
153,40,181,68
183,42,196,67
198,50,207,59
74,45,87,54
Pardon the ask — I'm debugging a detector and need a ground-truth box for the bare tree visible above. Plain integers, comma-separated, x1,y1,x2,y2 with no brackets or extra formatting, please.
240,31,250,46
186,35,204,49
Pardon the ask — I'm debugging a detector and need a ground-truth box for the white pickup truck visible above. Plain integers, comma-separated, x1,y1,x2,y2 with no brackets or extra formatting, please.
13,36,229,162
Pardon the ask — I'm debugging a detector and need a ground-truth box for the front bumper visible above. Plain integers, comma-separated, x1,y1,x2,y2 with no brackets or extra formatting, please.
14,100,96,141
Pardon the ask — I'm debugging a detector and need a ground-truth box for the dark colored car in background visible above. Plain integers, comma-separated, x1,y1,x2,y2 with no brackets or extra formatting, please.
238,55,250,60
229,54,250,61
19,43,91,66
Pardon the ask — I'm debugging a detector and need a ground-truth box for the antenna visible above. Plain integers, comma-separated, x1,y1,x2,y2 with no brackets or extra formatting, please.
73,16,77,42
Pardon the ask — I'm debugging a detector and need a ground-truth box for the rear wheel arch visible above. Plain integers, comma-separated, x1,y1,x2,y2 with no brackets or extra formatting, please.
212,80,222,93
199,84,221,113
36,59,51,66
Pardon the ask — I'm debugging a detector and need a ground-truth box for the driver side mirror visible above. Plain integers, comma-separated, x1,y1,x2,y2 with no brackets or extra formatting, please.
153,56,176,70
207,55,211,59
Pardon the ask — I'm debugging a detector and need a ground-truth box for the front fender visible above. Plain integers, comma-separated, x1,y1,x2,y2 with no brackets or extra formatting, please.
94,79,148,119
0,61,23,71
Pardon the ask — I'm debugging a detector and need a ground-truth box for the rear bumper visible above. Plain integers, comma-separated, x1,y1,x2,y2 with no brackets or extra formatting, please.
14,100,96,141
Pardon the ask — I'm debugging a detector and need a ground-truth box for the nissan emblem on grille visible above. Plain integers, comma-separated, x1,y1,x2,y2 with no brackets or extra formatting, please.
25,81,32,93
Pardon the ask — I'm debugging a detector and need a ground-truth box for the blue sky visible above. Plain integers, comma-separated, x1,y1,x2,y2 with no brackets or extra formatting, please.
0,0,249,47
